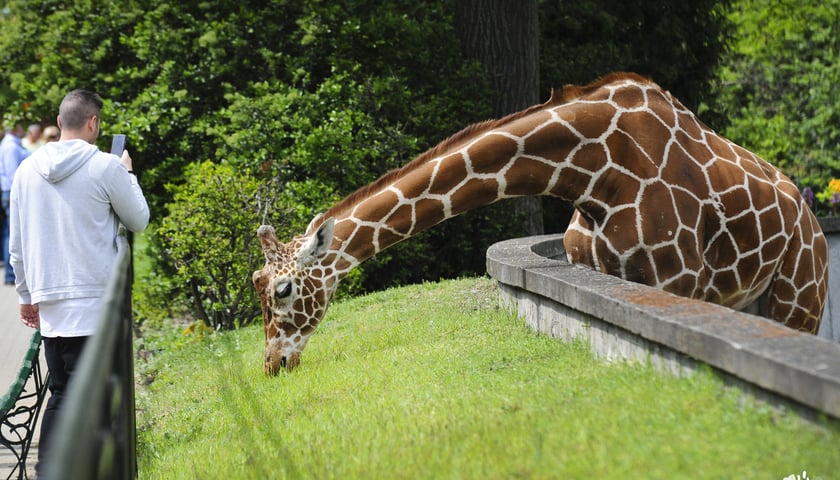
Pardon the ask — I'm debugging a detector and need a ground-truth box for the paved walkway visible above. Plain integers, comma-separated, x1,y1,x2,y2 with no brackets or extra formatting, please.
1,280,43,479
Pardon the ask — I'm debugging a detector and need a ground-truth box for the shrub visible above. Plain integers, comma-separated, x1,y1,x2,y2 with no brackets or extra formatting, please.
154,161,281,329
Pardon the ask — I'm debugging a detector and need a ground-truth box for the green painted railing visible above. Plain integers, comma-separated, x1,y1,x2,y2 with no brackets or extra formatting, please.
1,331,49,480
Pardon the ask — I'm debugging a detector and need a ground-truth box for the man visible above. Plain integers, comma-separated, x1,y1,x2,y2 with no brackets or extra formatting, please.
9,89,150,475
0,123,29,284
22,123,44,153
42,125,60,143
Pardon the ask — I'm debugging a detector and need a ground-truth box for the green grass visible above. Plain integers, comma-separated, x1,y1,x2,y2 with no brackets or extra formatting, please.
136,277,840,479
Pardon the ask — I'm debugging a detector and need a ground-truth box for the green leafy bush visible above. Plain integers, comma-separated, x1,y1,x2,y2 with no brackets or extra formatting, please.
154,161,279,329
704,0,840,215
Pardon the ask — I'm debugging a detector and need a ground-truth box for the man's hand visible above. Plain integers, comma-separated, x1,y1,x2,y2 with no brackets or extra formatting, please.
121,149,133,171
20,304,40,329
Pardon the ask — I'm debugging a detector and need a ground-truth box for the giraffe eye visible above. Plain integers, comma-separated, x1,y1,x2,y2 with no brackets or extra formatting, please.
275,282,293,300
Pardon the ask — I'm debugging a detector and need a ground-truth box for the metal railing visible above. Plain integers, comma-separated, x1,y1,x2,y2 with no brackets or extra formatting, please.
41,230,136,479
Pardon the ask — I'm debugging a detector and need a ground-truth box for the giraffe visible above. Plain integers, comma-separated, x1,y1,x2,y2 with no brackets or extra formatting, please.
253,72,828,375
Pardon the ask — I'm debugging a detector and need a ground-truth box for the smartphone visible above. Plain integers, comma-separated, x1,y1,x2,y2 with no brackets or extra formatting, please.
110,134,126,156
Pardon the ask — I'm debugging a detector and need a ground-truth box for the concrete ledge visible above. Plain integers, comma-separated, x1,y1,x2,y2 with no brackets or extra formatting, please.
486,235,840,420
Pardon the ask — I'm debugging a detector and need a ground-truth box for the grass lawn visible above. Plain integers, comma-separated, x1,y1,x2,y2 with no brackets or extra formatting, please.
135,277,840,479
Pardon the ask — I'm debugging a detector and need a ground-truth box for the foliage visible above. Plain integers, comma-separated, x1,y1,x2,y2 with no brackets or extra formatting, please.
136,278,840,479
0,0,732,329
703,0,840,215
539,0,732,111
156,161,278,329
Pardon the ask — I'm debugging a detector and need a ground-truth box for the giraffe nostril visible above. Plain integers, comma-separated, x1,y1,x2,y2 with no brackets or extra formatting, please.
279,356,287,369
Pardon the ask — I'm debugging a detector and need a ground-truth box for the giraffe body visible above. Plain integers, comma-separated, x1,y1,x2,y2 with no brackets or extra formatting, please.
254,73,827,375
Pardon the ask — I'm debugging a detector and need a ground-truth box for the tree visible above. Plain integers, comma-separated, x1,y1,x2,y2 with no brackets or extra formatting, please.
0,0,732,328
456,0,544,235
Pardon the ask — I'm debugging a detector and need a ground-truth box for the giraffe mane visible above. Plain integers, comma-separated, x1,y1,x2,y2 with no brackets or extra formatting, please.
560,72,653,102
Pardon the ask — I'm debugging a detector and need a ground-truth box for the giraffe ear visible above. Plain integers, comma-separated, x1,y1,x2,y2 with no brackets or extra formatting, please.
297,217,335,266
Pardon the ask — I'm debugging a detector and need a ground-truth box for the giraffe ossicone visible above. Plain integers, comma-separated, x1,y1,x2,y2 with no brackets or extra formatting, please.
253,72,828,375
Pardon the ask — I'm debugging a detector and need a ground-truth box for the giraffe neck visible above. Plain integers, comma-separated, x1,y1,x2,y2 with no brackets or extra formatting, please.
318,88,606,276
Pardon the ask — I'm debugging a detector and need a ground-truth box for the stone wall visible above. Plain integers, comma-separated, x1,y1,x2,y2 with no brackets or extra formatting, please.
486,228,840,421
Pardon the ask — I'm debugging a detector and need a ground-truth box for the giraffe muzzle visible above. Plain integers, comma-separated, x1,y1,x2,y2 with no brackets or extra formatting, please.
265,349,301,375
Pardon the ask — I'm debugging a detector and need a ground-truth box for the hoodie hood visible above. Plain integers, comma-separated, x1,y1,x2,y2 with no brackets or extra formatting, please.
33,139,99,183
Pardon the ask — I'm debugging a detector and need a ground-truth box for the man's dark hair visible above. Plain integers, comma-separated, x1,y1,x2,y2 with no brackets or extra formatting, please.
58,89,103,130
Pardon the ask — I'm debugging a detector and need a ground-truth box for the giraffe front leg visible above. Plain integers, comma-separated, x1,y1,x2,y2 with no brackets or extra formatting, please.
564,211,596,267
766,236,828,334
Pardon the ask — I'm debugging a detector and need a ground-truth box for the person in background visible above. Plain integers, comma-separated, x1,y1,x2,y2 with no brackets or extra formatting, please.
10,89,150,476
22,123,43,153
42,125,60,143
0,123,29,284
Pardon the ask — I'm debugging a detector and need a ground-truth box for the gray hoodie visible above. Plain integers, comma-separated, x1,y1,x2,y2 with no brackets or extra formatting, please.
9,139,149,306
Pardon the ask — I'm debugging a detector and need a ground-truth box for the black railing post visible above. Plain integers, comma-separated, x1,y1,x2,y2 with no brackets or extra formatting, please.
40,231,137,479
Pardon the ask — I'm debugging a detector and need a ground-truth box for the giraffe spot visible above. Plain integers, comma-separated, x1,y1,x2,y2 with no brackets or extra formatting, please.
574,199,607,224
706,135,736,161
348,225,376,259
661,147,710,198
726,213,760,251
757,209,785,240
760,235,787,263
552,166,594,200
590,168,642,206
611,85,646,110
265,323,279,340
384,204,415,236
593,237,622,275
651,244,684,283
623,248,656,284
709,269,740,305
522,120,577,164
748,181,777,212
706,232,738,267
412,199,446,232
795,249,816,280
563,103,616,139
616,111,670,166
355,190,401,223
293,298,305,315
771,281,797,303
640,184,679,244
676,229,703,269
736,252,761,284
675,130,715,166
719,187,751,214
282,322,299,337
769,301,795,326
671,189,702,227
662,273,701,298
570,143,608,173
504,157,556,196
427,153,468,195
377,228,408,253
450,178,500,215
467,133,518,174
601,207,639,253
675,110,703,140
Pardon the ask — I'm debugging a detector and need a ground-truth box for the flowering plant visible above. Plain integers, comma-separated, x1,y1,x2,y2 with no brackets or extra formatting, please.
816,178,840,215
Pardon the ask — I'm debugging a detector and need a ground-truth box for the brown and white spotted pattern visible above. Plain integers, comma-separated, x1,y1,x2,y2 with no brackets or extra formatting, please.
253,72,828,375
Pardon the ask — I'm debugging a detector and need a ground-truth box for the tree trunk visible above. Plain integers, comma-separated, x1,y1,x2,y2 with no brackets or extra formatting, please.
456,0,544,235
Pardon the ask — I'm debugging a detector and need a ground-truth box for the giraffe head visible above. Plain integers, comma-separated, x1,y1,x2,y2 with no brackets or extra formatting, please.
252,218,336,375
